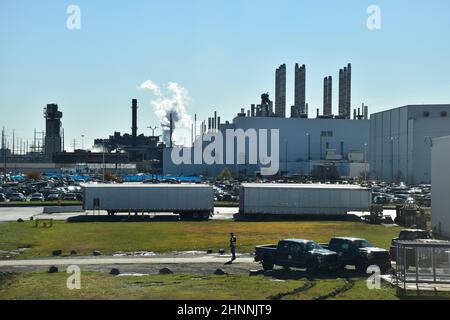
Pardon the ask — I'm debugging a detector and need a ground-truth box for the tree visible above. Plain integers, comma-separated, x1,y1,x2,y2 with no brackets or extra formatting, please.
103,172,116,182
216,167,232,181
26,172,41,181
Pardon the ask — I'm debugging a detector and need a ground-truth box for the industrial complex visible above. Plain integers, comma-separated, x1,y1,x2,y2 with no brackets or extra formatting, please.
1,63,450,186
3,0,450,306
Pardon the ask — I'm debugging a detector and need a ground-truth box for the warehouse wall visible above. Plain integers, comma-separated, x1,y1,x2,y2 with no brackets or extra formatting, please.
431,136,450,238
163,117,369,177
370,105,450,184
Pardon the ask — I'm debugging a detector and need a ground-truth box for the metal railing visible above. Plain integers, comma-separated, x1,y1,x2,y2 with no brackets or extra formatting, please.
395,240,450,295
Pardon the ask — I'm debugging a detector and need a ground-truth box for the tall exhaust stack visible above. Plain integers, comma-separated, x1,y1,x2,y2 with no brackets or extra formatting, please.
131,99,138,147
169,113,173,148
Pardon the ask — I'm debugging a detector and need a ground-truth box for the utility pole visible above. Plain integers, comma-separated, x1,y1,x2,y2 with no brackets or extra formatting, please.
147,126,158,137
12,129,15,156
364,143,368,182
33,128,36,153
102,147,105,183
306,133,311,176
2,128,7,177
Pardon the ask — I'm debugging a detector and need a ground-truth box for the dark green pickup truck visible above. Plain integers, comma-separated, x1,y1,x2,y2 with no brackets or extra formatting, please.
255,239,340,272
322,237,391,273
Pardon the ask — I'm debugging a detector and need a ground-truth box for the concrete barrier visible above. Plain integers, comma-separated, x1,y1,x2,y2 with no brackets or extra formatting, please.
43,206,84,214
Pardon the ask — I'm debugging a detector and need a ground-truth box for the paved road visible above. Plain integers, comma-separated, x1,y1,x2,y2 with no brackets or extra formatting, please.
0,207,238,222
0,207,43,222
0,207,396,222
0,255,255,267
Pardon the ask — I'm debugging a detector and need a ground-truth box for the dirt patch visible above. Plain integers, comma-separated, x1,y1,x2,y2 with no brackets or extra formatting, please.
268,281,315,300
312,278,355,300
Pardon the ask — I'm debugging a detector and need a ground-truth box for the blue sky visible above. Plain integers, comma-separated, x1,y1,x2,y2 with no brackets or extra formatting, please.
1,0,450,150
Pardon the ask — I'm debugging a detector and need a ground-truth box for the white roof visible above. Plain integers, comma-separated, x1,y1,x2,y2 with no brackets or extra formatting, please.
81,183,209,188
241,183,369,190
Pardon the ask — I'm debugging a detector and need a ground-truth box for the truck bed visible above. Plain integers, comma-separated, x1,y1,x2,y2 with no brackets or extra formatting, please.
254,244,277,261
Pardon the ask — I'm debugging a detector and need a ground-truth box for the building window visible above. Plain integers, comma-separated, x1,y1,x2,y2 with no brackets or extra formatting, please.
423,111,430,117
327,131,333,137
441,111,448,117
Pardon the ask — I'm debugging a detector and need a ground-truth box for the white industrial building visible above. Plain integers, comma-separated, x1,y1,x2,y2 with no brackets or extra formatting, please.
164,116,369,178
369,105,450,184
431,135,450,238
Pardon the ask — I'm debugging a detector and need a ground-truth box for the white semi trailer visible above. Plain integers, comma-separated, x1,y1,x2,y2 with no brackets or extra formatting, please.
83,184,214,220
239,183,371,216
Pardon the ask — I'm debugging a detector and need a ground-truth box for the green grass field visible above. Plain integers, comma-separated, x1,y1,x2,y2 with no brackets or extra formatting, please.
0,271,399,300
0,220,400,258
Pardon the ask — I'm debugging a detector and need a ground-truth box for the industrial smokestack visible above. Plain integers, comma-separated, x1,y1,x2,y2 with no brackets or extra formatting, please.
169,113,173,148
214,111,217,132
217,117,221,131
193,114,197,142
363,104,369,120
131,99,138,146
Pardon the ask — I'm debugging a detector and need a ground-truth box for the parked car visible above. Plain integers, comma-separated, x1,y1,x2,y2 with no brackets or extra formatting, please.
62,193,78,201
0,193,7,202
8,193,27,202
30,193,45,202
46,193,61,201
374,195,390,204
255,239,340,272
390,229,431,261
323,237,391,273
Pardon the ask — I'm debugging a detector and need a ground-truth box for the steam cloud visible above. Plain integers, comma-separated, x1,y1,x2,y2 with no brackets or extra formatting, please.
139,80,192,146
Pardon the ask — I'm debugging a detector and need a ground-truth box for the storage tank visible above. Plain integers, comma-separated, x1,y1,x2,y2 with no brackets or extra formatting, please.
239,183,371,216
82,184,214,220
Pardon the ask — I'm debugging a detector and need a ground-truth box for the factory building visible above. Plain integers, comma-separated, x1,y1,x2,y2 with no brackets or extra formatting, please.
275,64,287,117
94,99,163,172
323,76,332,116
52,149,129,164
338,64,352,119
163,115,369,178
251,93,274,118
369,104,450,184
44,104,63,161
431,135,450,238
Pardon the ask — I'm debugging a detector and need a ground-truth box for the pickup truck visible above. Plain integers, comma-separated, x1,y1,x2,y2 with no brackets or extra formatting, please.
254,239,340,272
322,237,391,273
390,229,431,261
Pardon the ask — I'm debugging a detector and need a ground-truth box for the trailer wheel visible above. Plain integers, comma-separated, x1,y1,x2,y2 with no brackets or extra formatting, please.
262,257,274,271
192,212,201,220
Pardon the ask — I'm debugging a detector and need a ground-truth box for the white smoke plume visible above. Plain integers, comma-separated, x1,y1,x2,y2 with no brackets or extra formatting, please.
139,80,192,147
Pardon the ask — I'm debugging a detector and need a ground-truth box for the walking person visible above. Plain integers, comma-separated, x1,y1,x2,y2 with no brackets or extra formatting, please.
229,232,237,262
